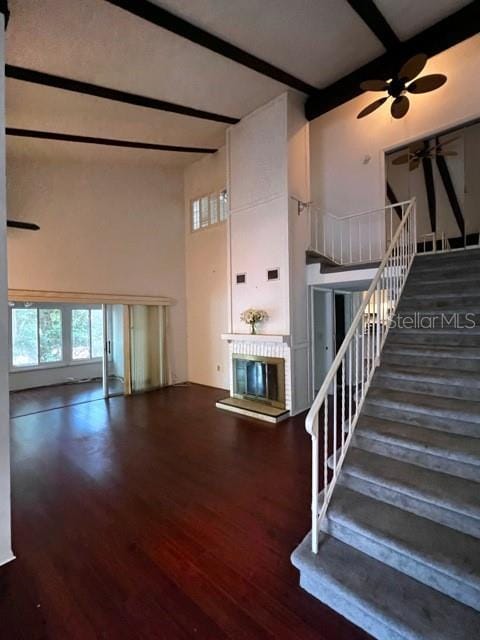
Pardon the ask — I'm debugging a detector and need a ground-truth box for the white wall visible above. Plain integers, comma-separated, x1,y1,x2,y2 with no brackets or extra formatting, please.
228,94,290,336
9,362,102,392
0,19,14,566
184,148,229,389
310,36,480,220
6,144,188,383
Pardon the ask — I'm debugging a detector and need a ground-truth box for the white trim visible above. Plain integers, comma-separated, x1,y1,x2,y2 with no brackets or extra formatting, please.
8,289,173,306
221,333,289,343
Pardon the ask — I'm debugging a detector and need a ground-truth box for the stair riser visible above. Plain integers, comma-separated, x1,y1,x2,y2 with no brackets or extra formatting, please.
404,284,480,297
372,376,479,402
323,518,480,612
397,300,480,313
388,333,480,347
364,393,480,426
353,434,480,482
339,474,480,539
363,402,480,437
382,352,480,373
406,272,480,288
298,573,407,640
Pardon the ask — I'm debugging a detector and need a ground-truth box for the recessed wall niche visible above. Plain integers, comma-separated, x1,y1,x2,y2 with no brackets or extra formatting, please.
267,269,279,281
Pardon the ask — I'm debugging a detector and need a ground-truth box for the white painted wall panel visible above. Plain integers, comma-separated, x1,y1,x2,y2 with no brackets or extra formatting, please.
230,196,290,335
228,95,287,213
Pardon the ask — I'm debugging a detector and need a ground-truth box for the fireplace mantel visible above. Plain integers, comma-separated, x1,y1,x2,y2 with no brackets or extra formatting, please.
221,333,290,345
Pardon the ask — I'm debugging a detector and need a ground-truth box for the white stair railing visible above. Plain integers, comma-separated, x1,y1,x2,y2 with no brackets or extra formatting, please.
309,200,413,266
306,198,417,553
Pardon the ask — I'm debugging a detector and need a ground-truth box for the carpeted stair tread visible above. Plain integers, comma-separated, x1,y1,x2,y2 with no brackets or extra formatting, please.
355,415,480,463
374,364,480,387
383,343,480,360
365,387,480,424
324,486,480,609
372,364,480,401
291,532,480,640
340,448,480,535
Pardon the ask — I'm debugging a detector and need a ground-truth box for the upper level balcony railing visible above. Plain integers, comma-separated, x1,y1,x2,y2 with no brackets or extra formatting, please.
309,201,413,266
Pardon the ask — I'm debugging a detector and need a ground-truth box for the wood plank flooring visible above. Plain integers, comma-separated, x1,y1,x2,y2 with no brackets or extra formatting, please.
1,384,371,639
10,379,124,418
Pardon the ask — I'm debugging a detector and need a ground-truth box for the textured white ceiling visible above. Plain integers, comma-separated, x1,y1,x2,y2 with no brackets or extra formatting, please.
150,0,384,88
5,0,472,165
6,134,206,167
373,0,471,40
6,79,228,149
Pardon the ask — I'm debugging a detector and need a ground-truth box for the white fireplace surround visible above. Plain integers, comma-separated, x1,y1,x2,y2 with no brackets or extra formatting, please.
221,334,291,411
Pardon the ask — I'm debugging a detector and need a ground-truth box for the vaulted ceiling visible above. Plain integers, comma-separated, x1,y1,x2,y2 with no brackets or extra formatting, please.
5,0,477,165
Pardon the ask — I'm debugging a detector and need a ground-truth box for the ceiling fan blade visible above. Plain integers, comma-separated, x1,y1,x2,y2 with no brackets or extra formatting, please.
392,153,410,165
360,79,388,92
433,135,460,150
399,53,428,81
6,220,40,230
391,96,409,119
409,158,420,171
357,97,388,119
437,151,458,157
407,74,447,94
409,141,425,155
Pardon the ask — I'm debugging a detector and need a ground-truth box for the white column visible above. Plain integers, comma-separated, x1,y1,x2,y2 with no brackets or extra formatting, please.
0,11,14,567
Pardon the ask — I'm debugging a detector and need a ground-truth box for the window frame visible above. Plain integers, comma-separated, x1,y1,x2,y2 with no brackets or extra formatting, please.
9,302,103,373
190,189,228,233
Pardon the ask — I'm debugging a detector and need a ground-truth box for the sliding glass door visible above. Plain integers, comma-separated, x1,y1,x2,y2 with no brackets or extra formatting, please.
103,304,125,398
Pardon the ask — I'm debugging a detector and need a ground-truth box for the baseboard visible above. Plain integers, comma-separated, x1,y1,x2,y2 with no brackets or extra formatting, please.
0,551,16,568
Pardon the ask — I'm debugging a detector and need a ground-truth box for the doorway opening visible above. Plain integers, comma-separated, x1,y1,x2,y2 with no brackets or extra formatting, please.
385,119,480,251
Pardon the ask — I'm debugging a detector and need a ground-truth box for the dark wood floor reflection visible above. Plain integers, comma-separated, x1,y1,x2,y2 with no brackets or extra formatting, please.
10,379,124,418
1,384,371,640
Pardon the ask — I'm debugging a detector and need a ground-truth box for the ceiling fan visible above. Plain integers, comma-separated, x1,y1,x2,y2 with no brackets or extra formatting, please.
392,136,459,171
357,53,447,120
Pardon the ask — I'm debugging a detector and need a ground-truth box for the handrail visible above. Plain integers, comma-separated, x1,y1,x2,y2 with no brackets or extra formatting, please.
317,200,412,221
307,198,417,553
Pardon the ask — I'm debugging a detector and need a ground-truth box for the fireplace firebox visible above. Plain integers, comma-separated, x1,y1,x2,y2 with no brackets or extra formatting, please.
232,354,285,409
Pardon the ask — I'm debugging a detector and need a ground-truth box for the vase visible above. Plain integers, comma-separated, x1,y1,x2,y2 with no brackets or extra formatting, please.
250,322,256,335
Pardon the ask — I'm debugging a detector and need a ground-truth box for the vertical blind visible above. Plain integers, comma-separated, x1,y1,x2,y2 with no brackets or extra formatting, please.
128,305,168,393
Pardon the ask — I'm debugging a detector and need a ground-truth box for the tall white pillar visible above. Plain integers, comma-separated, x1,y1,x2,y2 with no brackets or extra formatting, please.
0,7,14,567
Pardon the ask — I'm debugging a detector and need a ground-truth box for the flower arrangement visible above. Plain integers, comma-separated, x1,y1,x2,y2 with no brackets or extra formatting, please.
240,308,269,334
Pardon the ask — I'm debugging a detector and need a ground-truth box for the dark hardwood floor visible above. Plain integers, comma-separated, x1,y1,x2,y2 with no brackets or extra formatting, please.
1,384,371,639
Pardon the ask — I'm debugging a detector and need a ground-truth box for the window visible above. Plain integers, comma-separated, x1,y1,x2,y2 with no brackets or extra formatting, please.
72,308,103,360
191,189,228,232
10,303,103,370
219,189,228,222
12,307,62,367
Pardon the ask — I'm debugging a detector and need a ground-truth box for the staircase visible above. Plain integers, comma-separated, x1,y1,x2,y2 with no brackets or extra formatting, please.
292,248,480,639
